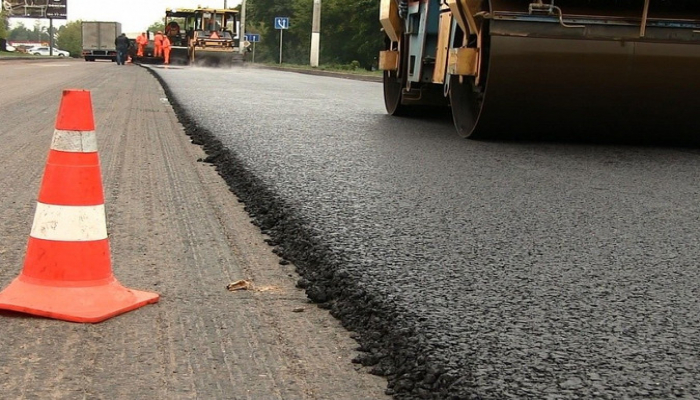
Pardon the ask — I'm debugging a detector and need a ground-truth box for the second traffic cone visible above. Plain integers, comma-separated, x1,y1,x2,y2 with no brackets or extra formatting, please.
0,89,159,323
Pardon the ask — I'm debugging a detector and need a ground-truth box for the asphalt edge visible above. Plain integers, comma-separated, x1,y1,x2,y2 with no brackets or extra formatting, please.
142,65,461,400
254,64,382,83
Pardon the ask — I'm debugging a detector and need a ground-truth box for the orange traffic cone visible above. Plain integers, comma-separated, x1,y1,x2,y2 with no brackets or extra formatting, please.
0,89,159,323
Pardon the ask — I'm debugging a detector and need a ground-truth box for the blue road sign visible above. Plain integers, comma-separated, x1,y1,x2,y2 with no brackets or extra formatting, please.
245,34,261,43
274,17,290,30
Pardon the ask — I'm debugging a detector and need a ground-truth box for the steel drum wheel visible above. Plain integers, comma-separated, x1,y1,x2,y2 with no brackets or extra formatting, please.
383,36,414,116
384,70,411,116
449,75,484,139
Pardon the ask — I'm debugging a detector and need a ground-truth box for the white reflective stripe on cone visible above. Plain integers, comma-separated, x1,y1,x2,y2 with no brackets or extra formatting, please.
51,130,98,153
30,203,108,241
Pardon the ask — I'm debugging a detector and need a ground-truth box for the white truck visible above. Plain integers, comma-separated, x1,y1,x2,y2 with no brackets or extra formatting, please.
81,21,122,62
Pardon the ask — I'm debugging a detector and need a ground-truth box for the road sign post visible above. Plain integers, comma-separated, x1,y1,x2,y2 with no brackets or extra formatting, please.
244,34,260,63
274,17,289,64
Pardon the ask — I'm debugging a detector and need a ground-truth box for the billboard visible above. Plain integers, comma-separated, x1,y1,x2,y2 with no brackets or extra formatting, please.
2,0,67,19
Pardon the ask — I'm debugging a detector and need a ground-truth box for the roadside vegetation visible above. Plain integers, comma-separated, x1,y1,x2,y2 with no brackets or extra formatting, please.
2,0,384,69
243,0,383,70
0,10,7,39
0,17,82,57
55,21,82,57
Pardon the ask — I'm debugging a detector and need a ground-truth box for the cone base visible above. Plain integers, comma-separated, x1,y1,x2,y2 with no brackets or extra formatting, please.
0,276,159,323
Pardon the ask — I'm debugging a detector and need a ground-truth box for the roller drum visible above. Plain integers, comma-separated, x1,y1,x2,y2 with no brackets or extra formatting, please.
169,47,190,65
192,49,242,67
452,1,700,142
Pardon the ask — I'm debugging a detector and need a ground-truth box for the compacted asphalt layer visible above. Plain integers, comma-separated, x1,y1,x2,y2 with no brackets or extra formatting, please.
148,65,700,399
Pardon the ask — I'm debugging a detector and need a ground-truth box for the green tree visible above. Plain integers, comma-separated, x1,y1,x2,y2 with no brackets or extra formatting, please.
7,21,50,43
245,0,383,68
8,23,32,41
56,20,82,57
247,0,302,63
323,0,382,68
148,20,165,33
31,21,50,42
0,10,8,40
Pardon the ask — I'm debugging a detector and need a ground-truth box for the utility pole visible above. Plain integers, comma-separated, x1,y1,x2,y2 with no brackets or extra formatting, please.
310,0,321,67
49,19,53,55
239,0,246,54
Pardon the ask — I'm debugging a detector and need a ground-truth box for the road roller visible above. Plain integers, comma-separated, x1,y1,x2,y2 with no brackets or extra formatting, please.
379,1,700,140
164,8,248,66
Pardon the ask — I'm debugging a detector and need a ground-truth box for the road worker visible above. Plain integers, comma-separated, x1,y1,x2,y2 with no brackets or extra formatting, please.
163,35,171,65
165,21,180,38
204,18,221,32
136,32,147,57
114,33,130,65
154,30,164,58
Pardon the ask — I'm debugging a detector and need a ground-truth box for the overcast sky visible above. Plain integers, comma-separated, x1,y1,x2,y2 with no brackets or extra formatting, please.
9,0,242,33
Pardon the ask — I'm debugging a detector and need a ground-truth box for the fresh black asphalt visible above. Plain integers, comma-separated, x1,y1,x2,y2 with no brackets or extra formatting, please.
148,65,700,399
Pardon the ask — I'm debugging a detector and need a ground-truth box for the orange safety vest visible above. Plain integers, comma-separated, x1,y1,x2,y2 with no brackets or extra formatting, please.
154,34,164,46
162,37,171,49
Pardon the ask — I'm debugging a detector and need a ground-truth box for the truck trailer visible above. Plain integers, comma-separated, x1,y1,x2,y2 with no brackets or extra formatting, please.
81,21,122,62
379,1,700,141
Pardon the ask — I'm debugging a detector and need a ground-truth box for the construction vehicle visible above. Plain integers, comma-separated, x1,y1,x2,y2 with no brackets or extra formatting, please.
163,8,247,66
379,1,700,140
81,21,121,62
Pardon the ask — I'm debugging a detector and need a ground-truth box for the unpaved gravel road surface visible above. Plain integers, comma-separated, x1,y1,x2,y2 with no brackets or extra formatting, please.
0,59,388,399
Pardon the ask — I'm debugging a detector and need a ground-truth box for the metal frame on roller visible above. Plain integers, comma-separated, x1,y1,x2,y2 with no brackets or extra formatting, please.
379,0,700,140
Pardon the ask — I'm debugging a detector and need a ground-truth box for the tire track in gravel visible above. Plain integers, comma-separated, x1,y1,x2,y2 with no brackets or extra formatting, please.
175,123,321,399
81,68,169,399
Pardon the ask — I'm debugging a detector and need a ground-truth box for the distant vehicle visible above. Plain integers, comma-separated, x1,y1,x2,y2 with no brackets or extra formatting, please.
3,44,16,52
29,47,70,57
81,21,121,62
